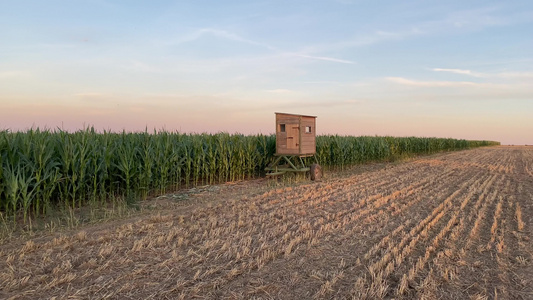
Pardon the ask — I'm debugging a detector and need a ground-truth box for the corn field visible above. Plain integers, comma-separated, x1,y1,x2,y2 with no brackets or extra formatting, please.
0,128,499,220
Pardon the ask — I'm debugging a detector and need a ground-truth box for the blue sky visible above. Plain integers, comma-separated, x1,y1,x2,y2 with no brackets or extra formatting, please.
1,0,532,144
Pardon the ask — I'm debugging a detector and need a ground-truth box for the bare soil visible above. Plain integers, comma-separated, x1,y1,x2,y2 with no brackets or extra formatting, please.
1,146,532,299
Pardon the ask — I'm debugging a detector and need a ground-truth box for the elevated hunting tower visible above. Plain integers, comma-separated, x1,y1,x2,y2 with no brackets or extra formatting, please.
275,112,317,156
266,112,322,180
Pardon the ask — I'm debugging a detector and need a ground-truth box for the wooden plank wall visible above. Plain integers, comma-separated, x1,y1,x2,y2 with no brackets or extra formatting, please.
275,113,316,155
276,114,299,155
300,116,316,155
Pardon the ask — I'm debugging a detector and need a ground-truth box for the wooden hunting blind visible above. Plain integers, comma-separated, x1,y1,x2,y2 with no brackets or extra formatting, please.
266,112,322,180
275,112,317,156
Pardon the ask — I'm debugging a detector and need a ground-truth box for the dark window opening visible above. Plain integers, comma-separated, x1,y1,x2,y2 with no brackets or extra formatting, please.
280,124,286,132
305,126,312,133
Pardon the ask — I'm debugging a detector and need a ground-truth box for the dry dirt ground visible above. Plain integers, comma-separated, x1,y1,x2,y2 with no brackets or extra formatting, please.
1,146,532,299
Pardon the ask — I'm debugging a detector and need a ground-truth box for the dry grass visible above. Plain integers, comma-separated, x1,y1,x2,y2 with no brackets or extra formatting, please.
0,146,532,299
516,203,525,232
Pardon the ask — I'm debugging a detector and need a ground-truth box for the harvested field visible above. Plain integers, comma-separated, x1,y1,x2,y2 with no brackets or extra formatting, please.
1,146,532,299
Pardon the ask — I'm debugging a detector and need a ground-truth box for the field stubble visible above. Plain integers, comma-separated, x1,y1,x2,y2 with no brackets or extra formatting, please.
1,146,532,299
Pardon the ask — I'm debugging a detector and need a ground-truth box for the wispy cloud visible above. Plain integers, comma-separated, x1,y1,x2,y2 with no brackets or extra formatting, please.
432,68,533,79
417,6,530,37
293,54,355,64
386,77,479,87
384,77,533,101
444,7,507,29
304,27,423,54
432,68,484,77
298,8,509,54
168,29,355,66
303,6,529,56
174,28,277,50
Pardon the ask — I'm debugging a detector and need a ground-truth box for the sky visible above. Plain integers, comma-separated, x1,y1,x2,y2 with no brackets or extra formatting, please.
1,1,532,145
